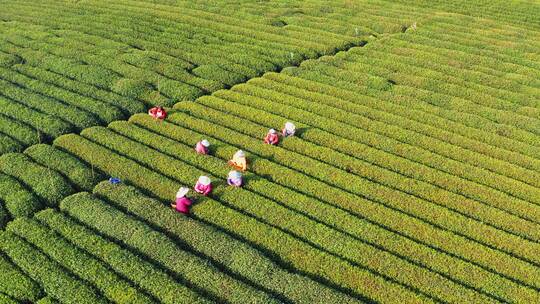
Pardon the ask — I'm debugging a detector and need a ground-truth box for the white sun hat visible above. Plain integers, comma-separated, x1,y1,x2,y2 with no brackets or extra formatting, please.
234,150,245,158
176,187,189,198
285,122,295,131
269,128,277,134
201,139,210,147
228,170,242,180
198,175,211,185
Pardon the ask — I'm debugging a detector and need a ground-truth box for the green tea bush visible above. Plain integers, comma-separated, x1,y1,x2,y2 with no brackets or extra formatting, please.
226,83,540,208
7,217,154,304
36,296,59,304
181,99,540,240
0,67,123,124
0,134,21,155
58,193,280,303
0,95,72,140
250,75,540,176
0,253,42,302
24,144,102,191
13,64,146,115
0,53,23,67
0,231,107,304
54,131,425,302
0,293,18,304
0,173,41,218
0,113,42,147
192,65,247,87
127,114,540,302
36,208,206,304
0,153,74,207
204,91,540,222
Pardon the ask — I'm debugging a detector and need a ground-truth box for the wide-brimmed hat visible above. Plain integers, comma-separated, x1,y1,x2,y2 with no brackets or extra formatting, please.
269,128,277,134
228,170,242,180
198,175,211,185
234,150,245,158
201,139,210,147
176,187,189,198
285,122,295,130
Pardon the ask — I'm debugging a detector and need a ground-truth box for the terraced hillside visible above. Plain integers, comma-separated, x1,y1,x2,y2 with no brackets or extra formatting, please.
0,0,539,303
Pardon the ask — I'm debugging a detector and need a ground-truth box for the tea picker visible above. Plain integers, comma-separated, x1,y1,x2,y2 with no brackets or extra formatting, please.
195,139,210,155
194,175,212,196
227,170,243,187
282,122,296,137
264,129,279,145
228,150,247,171
148,106,167,120
171,187,192,214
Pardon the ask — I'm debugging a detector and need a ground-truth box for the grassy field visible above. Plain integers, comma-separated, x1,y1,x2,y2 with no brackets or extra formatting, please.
0,0,539,303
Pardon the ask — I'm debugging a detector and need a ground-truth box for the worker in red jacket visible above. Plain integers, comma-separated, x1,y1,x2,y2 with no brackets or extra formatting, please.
264,129,279,145
148,106,167,120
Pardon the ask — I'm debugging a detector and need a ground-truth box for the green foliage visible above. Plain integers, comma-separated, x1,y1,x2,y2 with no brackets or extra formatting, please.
0,53,22,67
0,153,74,207
7,217,154,304
24,144,103,191
0,253,42,302
36,208,206,304
0,231,107,304
35,296,59,304
0,173,41,218
192,65,247,87
57,193,279,303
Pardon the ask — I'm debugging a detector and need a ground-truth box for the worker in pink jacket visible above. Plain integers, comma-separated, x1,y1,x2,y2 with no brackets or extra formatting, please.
195,139,210,155
282,122,296,137
170,187,192,214
264,129,279,145
194,175,212,196
227,170,243,187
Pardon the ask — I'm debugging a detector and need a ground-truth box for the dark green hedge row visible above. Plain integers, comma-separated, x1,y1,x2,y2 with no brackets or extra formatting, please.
57,193,280,303
0,153,74,208
13,64,146,115
205,86,540,222
262,71,540,163
177,100,540,247
0,112,42,147
0,66,124,124
7,217,154,304
52,132,426,303
0,231,107,304
0,172,41,218
0,253,42,302
0,133,21,155
36,208,206,304
0,94,71,141
252,74,540,177
24,144,103,192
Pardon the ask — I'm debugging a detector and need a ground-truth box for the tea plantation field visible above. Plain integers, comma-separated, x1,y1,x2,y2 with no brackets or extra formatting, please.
0,0,539,303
